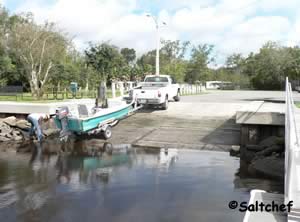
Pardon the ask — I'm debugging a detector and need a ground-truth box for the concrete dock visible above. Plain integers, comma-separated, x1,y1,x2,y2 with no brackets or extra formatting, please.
236,101,285,126
0,99,96,115
243,190,286,222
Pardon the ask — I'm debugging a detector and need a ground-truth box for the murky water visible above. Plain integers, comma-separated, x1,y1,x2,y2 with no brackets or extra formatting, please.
0,140,283,222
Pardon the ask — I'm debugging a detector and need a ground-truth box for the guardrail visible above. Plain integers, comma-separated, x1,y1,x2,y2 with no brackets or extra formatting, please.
285,77,300,206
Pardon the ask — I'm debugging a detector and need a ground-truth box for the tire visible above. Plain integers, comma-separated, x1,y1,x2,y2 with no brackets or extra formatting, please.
174,91,180,102
162,96,169,110
103,126,112,140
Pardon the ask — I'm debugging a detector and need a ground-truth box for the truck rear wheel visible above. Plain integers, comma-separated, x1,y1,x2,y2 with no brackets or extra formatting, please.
162,96,169,110
174,91,180,102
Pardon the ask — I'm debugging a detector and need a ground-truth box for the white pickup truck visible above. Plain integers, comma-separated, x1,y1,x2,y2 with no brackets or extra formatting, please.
130,75,180,110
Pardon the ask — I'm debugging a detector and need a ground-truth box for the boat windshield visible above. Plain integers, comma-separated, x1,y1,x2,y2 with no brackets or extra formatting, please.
144,77,168,82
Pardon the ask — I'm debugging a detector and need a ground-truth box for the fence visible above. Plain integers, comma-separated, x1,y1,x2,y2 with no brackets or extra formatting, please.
285,77,300,207
110,82,206,98
0,86,23,100
0,82,206,101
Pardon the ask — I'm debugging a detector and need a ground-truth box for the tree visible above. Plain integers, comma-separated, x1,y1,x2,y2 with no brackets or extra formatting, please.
8,15,69,98
249,42,287,90
160,40,190,82
120,48,136,65
137,40,190,82
0,7,22,86
85,42,125,83
160,40,190,62
137,50,155,75
185,44,214,83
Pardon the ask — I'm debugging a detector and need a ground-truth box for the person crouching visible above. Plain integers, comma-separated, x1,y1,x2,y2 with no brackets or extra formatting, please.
27,113,50,142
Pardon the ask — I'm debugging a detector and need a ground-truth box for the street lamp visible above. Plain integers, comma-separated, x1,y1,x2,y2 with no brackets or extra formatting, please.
146,14,166,76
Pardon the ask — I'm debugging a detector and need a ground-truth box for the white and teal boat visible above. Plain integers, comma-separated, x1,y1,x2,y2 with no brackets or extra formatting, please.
55,99,139,140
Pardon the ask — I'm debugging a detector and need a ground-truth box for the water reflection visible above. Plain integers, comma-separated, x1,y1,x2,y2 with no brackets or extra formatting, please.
158,148,178,171
0,141,284,222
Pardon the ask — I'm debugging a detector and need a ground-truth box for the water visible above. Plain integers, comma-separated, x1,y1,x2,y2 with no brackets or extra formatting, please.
0,140,283,222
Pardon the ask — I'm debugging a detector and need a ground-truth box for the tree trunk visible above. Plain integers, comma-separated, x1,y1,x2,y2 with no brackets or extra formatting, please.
30,70,41,99
85,80,89,92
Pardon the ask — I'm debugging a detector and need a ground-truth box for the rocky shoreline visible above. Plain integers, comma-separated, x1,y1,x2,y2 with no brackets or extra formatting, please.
0,116,59,143
239,136,285,180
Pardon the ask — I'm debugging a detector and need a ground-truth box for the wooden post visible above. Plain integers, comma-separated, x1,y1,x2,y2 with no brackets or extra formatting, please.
111,82,116,98
96,81,107,108
119,82,124,97
128,81,133,90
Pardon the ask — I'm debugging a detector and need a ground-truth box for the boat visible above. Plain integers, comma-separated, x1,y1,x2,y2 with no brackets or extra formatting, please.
54,99,140,140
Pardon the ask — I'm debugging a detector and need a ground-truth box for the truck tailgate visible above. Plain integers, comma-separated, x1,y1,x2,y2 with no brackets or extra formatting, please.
134,88,160,99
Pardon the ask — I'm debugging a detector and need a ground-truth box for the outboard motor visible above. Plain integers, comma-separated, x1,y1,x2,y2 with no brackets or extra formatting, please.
55,106,70,141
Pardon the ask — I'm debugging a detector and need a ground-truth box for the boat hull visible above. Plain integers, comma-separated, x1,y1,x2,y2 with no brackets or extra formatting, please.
55,104,132,133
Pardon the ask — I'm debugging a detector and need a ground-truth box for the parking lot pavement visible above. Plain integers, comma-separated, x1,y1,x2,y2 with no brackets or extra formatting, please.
181,90,299,103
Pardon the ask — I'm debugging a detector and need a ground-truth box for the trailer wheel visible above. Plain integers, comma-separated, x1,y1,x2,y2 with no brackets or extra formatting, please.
103,126,112,140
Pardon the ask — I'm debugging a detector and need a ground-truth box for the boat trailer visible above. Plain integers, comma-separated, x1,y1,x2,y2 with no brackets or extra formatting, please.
55,99,143,142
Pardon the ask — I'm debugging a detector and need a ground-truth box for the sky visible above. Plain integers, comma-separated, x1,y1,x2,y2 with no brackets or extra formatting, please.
2,0,300,65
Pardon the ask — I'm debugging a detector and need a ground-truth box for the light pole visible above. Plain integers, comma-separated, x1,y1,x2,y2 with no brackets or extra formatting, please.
146,14,166,76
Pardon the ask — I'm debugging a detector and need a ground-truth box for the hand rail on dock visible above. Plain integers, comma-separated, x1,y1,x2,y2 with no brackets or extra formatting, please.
285,77,300,209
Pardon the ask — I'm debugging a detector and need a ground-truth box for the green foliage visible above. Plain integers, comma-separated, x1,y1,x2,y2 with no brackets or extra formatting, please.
85,42,125,82
160,40,190,83
137,50,155,75
2,6,300,93
185,44,214,83
120,48,136,65
243,42,299,90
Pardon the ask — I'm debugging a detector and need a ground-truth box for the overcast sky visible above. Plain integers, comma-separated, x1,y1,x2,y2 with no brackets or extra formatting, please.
2,0,300,64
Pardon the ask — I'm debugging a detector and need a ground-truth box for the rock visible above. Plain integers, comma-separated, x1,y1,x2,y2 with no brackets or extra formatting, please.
230,145,240,157
43,128,60,137
5,133,12,139
19,130,30,140
259,136,284,148
248,156,284,180
13,136,23,141
246,144,264,152
0,124,12,135
256,144,284,157
16,120,31,130
12,130,21,136
3,116,17,127
240,148,256,164
0,133,7,137
0,136,11,142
